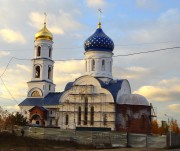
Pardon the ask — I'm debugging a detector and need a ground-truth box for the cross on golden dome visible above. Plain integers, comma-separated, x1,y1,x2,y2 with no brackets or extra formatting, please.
35,13,53,41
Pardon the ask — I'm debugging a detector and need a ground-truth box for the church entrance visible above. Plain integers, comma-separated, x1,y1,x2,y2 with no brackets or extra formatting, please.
31,114,41,125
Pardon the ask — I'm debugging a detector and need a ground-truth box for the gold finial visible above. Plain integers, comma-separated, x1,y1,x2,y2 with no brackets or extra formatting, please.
98,8,102,28
44,12,47,27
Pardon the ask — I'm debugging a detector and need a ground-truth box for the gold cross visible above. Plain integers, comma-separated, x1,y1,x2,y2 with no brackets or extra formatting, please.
44,12,47,24
98,8,102,22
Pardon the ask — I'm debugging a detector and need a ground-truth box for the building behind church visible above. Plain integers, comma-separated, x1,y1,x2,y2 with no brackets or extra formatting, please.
19,17,154,134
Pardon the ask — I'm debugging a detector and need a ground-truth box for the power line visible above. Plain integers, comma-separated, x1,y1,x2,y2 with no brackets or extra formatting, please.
0,40,180,52
0,46,179,103
0,77,18,104
113,46,180,57
0,46,180,78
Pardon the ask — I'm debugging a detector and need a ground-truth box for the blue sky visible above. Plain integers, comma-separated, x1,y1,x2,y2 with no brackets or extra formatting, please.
0,0,180,124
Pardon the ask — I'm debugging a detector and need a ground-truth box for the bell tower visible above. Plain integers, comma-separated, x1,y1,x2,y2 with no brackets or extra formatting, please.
27,14,55,98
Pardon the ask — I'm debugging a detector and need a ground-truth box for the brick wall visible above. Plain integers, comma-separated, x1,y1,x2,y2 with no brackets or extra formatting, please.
116,104,151,134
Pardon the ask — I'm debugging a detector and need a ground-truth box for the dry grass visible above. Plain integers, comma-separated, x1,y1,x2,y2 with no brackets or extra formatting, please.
0,132,93,151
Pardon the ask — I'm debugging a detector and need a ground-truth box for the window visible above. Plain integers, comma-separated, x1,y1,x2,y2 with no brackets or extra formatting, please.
78,106,81,125
35,66,40,78
92,59,95,71
85,61,87,72
49,85,51,90
141,115,145,129
31,91,41,97
49,47,51,57
110,61,112,72
50,119,52,125
90,106,94,125
65,114,69,125
125,114,129,127
37,46,41,56
48,67,51,79
102,60,105,71
84,97,88,125
103,114,107,126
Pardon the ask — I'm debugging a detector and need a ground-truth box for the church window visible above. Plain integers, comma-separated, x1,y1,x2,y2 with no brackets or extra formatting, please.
48,66,51,79
103,114,107,126
141,115,145,129
35,66,40,78
31,91,41,97
110,61,112,72
85,61,87,72
90,106,94,125
125,114,129,128
37,46,41,57
49,47,51,58
78,106,81,125
92,59,95,71
65,114,69,125
102,60,105,71
50,119,52,125
84,97,88,125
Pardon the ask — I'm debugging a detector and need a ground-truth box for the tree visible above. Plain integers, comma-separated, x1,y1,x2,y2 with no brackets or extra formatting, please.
4,112,27,129
170,119,179,134
151,120,159,134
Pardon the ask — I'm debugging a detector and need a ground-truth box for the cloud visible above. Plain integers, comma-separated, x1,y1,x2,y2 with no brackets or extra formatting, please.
168,104,180,113
86,0,106,8
136,0,157,9
0,51,10,58
0,64,30,100
29,11,83,35
16,64,31,73
4,105,20,112
54,60,84,91
134,78,180,102
113,66,150,80
0,28,26,43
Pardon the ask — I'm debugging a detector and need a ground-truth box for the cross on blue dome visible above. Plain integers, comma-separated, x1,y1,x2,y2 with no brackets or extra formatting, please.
84,22,114,52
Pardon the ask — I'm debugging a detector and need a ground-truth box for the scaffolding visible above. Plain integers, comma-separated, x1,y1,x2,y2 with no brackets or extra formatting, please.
59,84,115,130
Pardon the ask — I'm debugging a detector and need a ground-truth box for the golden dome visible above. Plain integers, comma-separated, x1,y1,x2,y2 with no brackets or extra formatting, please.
35,22,53,41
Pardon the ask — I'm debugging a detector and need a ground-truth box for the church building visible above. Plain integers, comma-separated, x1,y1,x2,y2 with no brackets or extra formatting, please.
19,17,152,134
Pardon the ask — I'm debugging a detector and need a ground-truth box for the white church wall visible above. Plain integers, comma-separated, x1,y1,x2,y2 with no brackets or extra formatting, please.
58,76,116,130
85,51,113,78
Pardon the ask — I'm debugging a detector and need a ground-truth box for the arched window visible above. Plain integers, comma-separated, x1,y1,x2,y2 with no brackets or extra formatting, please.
103,114,107,126
92,59,95,71
141,115,145,129
85,61,87,72
31,91,41,97
48,66,51,79
102,60,105,71
125,114,129,128
35,66,40,78
90,106,94,125
78,106,81,125
65,114,69,125
110,61,112,72
84,97,88,125
37,46,41,57
50,119,52,125
49,47,51,57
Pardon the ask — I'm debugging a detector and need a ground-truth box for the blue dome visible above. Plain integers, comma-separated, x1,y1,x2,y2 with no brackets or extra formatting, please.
84,24,114,52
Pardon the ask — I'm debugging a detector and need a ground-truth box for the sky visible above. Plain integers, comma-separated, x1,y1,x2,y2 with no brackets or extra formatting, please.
0,0,180,125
